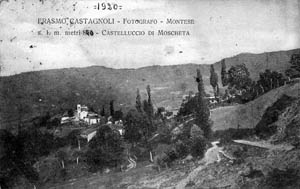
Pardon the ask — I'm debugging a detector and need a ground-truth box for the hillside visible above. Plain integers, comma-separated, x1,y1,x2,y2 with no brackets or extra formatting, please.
1,48,300,129
211,82,300,131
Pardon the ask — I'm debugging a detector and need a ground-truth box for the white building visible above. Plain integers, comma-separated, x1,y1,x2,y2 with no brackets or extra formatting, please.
80,128,97,142
84,113,100,125
61,104,101,126
77,104,101,125
60,116,73,124
77,104,89,120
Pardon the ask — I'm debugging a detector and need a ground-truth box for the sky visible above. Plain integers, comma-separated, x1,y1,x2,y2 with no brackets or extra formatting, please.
0,0,299,76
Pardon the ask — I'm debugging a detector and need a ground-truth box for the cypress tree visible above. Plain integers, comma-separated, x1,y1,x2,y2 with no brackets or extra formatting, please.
195,69,211,138
210,64,219,99
136,88,142,112
100,106,105,117
109,100,114,117
221,59,228,86
146,85,154,117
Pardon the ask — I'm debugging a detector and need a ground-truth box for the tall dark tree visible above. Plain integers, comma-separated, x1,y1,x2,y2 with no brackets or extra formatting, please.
109,100,114,117
100,106,106,117
146,85,154,118
136,88,142,112
142,100,149,115
210,65,219,99
67,109,74,117
114,109,123,121
195,69,211,138
144,85,156,162
124,109,143,145
221,59,228,86
89,106,95,113
142,99,155,138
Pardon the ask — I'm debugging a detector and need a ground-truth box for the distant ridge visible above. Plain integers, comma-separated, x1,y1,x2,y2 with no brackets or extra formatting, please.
1,48,299,129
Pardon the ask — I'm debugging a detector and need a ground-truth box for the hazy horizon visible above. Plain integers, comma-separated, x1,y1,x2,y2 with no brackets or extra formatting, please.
1,47,300,77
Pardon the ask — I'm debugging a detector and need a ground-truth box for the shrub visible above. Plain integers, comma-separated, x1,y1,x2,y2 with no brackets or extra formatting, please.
265,168,299,188
174,140,191,158
190,136,207,158
65,129,81,148
189,125,207,158
86,125,124,172
255,95,296,138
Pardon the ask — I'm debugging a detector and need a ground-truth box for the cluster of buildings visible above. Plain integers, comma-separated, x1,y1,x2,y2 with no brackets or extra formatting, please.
182,94,219,105
61,104,100,125
60,104,124,142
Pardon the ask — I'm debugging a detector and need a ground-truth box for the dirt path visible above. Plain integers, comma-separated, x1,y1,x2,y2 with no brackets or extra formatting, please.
233,140,294,151
174,139,294,189
175,141,224,189
125,156,137,171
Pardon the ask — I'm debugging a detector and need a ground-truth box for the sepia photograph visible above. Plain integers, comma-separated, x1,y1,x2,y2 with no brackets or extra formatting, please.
0,0,300,188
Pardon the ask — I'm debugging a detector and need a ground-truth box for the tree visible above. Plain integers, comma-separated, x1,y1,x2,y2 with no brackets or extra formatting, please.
146,85,154,118
224,64,253,103
114,109,123,121
155,107,165,119
67,109,74,117
190,125,206,158
285,53,300,78
210,65,219,99
221,59,228,86
227,64,252,91
142,85,156,138
86,125,124,172
109,100,114,117
177,95,198,117
142,100,155,139
89,106,95,113
259,69,272,92
195,69,211,138
143,100,149,116
257,70,286,94
136,88,142,113
100,106,106,117
124,109,143,145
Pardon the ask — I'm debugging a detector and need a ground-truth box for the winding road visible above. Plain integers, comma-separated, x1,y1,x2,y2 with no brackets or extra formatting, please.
175,139,294,188
176,141,230,189
233,140,294,151
125,156,137,172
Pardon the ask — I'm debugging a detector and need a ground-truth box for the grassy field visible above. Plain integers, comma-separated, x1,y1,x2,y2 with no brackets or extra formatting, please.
211,82,300,131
